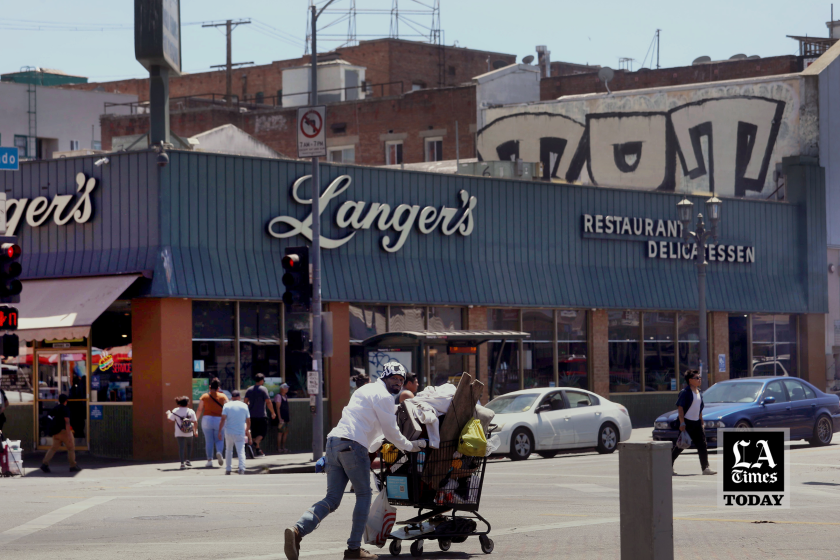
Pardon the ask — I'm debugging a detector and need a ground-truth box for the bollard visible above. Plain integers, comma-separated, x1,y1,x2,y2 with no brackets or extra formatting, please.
618,441,673,560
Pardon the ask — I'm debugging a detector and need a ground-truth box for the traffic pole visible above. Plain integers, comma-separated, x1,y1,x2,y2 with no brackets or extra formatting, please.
310,3,324,462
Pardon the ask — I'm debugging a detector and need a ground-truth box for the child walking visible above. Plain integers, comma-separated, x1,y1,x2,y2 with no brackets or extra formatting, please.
166,396,197,469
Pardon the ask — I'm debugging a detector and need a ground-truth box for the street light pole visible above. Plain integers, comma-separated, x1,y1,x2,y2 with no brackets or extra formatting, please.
678,196,722,391
310,0,337,462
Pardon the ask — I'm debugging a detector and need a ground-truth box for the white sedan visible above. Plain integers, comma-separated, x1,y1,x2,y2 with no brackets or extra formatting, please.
486,387,633,460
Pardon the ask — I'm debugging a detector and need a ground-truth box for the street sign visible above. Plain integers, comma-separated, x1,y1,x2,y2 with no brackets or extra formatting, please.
307,370,320,395
0,148,19,171
297,106,326,158
0,306,18,330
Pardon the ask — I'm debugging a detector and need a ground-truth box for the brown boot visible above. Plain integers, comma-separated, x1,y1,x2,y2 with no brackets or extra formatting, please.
284,527,302,560
344,548,378,559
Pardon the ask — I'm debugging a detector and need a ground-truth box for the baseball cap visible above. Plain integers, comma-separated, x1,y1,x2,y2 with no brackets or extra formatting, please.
381,361,407,379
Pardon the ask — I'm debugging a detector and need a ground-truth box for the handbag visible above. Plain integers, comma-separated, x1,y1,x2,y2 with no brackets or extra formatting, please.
676,429,692,450
457,418,487,457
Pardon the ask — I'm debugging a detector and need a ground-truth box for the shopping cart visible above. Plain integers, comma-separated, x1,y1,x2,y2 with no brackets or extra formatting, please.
378,439,493,557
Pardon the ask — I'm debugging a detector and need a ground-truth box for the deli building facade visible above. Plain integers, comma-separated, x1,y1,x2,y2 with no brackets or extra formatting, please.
0,149,827,459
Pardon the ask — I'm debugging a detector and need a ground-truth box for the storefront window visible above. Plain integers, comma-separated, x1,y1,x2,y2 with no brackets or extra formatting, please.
608,311,640,392
558,310,587,389
487,309,520,397
285,311,313,398
240,302,281,394
644,312,675,392
523,309,553,389
729,315,750,378
349,304,387,343
390,306,425,331
752,314,798,377
192,301,236,396
91,301,133,402
677,313,700,386
428,307,462,331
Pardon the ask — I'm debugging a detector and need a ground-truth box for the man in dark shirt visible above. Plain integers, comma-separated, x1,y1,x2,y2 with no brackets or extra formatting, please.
244,373,276,457
41,394,80,473
273,383,291,453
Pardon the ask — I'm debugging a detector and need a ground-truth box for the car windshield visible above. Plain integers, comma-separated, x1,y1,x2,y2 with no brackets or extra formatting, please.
703,382,764,403
486,393,540,414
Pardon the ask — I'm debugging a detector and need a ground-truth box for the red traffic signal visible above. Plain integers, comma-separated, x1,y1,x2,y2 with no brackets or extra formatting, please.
0,237,22,303
1,244,20,259
281,247,311,310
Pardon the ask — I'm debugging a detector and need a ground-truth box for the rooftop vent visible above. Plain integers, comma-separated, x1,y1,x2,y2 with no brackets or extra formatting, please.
692,56,712,65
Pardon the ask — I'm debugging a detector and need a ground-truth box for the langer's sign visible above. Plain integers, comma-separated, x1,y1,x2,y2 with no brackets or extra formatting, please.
6,172,96,235
267,175,477,252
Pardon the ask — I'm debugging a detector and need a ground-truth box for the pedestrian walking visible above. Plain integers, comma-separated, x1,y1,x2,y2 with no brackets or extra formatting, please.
196,378,228,467
40,394,80,473
284,361,426,560
273,383,291,453
672,370,717,476
166,396,197,469
244,373,276,457
398,372,419,403
219,390,252,475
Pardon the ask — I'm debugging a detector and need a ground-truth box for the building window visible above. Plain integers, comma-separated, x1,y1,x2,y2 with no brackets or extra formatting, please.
192,301,236,397
523,309,554,389
752,314,798,377
239,302,281,394
91,300,133,402
557,310,587,389
677,313,700,386
255,91,264,104
276,89,283,106
412,82,426,91
69,140,79,151
386,141,403,165
92,140,102,151
328,146,355,164
389,306,426,331
608,311,640,392
14,135,27,158
428,307,462,332
425,137,443,162
644,312,675,392
488,309,521,398
449,65,456,76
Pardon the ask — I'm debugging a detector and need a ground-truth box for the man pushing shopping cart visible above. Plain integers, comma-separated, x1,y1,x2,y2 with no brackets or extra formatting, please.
284,362,427,560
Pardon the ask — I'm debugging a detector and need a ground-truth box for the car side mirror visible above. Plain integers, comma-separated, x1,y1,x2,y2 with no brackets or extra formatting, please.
762,396,776,405
536,404,551,413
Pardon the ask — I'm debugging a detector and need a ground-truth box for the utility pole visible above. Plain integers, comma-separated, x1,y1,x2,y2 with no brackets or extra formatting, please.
203,19,252,106
310,0,337,462
656,29,661,69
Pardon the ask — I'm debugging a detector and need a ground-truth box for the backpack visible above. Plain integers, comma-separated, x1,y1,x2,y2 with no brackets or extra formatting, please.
173,410,194,434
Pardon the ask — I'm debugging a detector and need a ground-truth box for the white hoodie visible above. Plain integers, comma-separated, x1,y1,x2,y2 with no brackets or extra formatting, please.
328,379,414,452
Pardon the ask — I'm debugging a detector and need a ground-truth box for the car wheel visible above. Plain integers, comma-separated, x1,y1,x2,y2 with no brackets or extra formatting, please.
537,450,558,459
734,420,751,431
596,423,618,454
509,428,533,461
809,415,833,446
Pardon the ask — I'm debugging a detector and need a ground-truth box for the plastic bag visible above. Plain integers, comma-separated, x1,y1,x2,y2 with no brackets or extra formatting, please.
676,429,692,450
484,434,500,456
457,418,487,457
364,491,397,548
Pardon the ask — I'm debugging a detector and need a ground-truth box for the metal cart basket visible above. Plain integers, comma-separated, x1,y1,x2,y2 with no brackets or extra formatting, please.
378,439,493,557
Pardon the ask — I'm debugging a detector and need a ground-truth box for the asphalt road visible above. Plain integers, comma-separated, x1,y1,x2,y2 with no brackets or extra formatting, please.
3,429,840,560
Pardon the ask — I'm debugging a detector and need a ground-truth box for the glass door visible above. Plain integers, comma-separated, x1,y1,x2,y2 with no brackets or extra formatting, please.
36,351,89,449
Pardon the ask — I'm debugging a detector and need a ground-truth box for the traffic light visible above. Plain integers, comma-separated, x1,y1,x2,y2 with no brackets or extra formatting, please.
0,236,22,304
282,246,311,311
2,334,18,357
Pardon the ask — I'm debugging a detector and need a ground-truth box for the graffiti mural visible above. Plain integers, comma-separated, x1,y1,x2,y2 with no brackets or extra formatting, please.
477,81,802,198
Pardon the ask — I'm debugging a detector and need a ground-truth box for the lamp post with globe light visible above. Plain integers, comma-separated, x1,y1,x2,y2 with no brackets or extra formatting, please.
677,195,722,391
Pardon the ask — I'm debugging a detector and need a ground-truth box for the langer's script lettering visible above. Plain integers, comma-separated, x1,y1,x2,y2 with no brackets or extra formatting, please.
267,175,477,252
6,172,96,235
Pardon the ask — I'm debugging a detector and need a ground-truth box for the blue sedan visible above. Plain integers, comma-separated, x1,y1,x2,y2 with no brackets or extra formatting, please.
652,376,840,448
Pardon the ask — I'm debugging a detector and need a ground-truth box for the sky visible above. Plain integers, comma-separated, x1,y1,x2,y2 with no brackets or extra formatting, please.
0,0,834,82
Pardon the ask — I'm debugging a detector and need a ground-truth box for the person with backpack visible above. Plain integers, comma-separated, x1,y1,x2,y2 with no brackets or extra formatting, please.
166,396,197,469
196,378,229,468
40,394,80,473
244,373,276,457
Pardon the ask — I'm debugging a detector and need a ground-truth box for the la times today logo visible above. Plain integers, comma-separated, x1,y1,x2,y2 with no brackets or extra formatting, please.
718,428,790,509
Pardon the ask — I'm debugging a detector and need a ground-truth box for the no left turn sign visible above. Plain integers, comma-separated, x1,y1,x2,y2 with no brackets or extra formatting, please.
297,106,326,158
